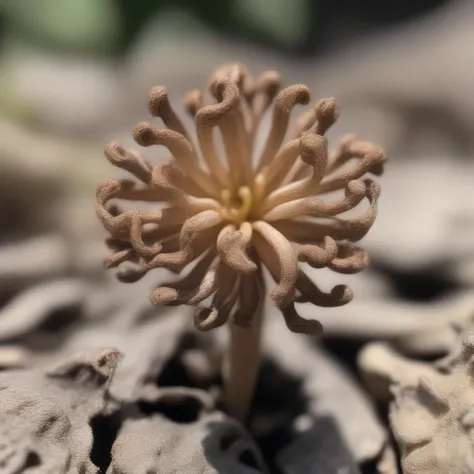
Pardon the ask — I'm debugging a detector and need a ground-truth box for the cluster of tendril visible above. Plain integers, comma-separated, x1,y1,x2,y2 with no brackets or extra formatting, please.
96,63,385,334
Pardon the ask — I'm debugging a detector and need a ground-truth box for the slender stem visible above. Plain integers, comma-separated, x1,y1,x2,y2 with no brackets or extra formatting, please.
224,278,265,423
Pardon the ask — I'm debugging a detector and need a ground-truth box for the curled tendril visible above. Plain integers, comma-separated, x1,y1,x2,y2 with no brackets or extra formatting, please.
96,62,384,333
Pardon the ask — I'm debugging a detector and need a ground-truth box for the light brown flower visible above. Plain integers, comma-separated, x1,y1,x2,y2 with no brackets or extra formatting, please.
97,63,385,335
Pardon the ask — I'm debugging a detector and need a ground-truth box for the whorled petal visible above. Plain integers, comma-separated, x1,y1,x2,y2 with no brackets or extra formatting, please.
104,237,136,269
252,221,298,310
116,261,148,283
151,160,220,211
96,179,164,237
216,223,257,275
291,104,319,139
281,303,323,334
319,138,386,193
195,78,240,188
257,84,310,171
210,65,256,155
215,64,256,147
298,236,338,268
104,141,152,184
97,62,384,336
282,98,338,185
209,77,251,186
211,63,255,100
261,133,329,211
325,133,357,172
147,85,191,140
110,234,181,283
128,213,164,257
327,243,369,274
333,179,381,242
184,89,203,117
193,263,240,331
252,70,281,125
292,96,339,139
133,121,218,197
146,211,223,273
263,179,366,221
313,97,340,136
295,269,353,307
151,250,218,306
233,269,264,328
274,179,380,244
263,138,300,191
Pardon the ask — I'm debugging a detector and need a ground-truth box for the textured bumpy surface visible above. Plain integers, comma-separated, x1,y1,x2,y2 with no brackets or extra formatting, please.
0,348,120,474
107,410,268,474
277,416,361,474
97,62,385,335
358,325,474,474
389,332,474,474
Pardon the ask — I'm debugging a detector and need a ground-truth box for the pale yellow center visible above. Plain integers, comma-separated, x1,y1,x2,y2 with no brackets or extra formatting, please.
218,171,267,225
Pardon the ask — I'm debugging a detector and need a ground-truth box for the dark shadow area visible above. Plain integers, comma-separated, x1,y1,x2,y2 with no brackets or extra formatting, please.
4,298,84,354
202,420,267,473
247,358,309,472
371,261,459,302
35,304,84,333
90,410,123,473
138,394,203,424
155,330,222,391
277,415,362,474
24,451,41,469
322,337,367,377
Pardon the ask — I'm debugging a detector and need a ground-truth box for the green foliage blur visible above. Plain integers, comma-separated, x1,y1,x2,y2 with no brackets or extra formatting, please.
0,0,313,57
0,0,449,58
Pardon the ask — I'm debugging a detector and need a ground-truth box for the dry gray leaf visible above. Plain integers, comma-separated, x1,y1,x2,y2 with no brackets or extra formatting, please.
0,279,85,342
107,410,268,474
0,348,121,474
299,290,474,356
264,317,386,463
359,330,474,473
56,302,192,402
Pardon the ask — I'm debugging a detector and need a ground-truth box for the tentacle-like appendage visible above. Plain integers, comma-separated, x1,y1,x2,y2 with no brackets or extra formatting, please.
195,78,240,188
151,160,220,211
252,221,298,310
295,270,353,307
233,269,265,328
184,89,203,118
96,179,164,237
333,179,380,242
104,141,152,184
216,223,257,275
257,84,310,171
209,78,251,186
147,85,191,140
263,180,366,222
263,139,300,191
281,303,323,334
262,133,329,211
327,243,369,274
252,70,281,125
133,121,218,197
319,139,385,193
297,236,338,268
312,97,339,135
193,263,240,331
152,250,218,306
146,211,223,273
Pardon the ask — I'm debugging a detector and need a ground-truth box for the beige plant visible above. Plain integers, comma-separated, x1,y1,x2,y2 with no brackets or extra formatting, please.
96,62,385,421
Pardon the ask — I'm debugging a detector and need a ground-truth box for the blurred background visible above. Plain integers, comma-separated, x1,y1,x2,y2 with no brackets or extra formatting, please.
0,0,473,309
0,2,474,469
